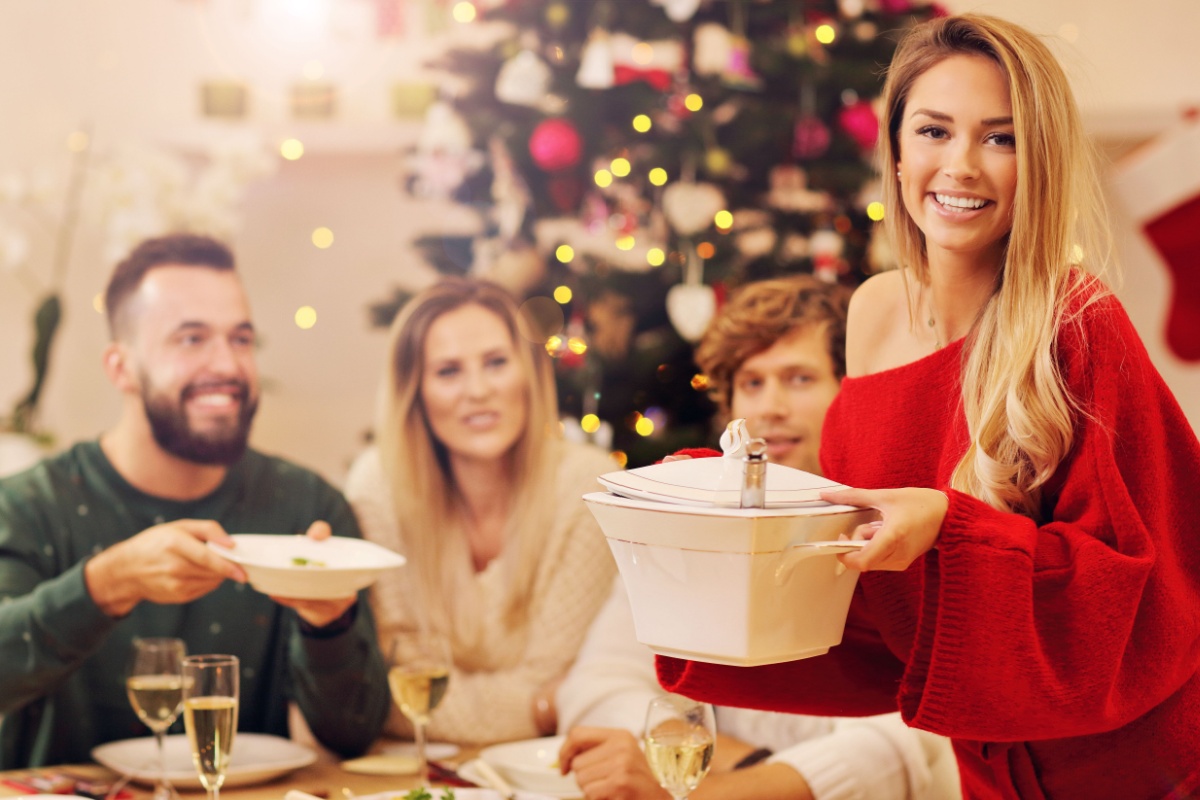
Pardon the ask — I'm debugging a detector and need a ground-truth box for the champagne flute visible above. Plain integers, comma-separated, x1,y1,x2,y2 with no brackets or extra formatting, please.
182,655,239,800
643,694,716,800
127,637,187,800
387,630,451,778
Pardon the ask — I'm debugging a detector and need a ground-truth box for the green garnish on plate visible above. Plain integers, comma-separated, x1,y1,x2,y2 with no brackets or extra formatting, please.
291,556,327,567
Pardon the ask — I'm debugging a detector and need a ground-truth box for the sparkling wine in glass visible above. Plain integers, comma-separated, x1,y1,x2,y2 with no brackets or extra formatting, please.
387,630,451,778
182,654,239,800
643,694,716,800
127,637,187,800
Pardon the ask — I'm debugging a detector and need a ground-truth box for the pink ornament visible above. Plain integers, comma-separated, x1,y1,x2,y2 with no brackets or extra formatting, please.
529,118,583,172
793,116,831,159
838,100,879,151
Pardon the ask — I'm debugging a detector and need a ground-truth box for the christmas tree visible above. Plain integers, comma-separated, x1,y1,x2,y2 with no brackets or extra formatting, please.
373,0,944,467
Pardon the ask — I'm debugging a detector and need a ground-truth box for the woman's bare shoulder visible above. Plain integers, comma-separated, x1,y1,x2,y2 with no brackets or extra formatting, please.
845,270,909,377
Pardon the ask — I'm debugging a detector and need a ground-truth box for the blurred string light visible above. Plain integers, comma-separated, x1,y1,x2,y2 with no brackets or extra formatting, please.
594,169,613,188
311,227,334,248
690,374,709,391
684,94,703,112
610,157,631,177
815,24,836,44
635,415,655,436
646,247,665,267
866,201,885,221
696,241,715,259
553,285,573,303
648,167,668,186
611,451,629,468
567,337,587,355
281,139,304,160
581,414,601,434
632,114,652,133
545,335,563,355
294,305,317,329
616,235,635,251
555,244,575,263
66,130,89,153
714,210,733,230
452,2,477,23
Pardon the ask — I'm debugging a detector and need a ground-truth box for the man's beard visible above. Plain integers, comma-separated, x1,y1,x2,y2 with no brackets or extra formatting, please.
142,379,258,466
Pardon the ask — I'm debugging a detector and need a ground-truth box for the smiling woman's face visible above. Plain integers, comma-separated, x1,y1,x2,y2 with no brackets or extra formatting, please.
897,53,1018,272
419,303,528,468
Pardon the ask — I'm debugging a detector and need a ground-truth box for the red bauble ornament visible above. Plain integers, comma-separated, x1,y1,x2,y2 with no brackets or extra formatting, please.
529,118,583,172
793,116,831,159
838,100,879,152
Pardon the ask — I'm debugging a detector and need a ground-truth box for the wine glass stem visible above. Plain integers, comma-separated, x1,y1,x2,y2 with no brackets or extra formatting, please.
414,720,428,778
154,730,167,799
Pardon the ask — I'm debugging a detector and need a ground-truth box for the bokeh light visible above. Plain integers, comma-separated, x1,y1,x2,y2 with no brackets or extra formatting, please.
684,94,703,112
866,201,885,221
646,248,666,267
92,293,104,314
553,285,573,303
311,227,334,248
611,450,629,468
519,296,566,343
66,130,89,153
635,416,655,437
452,2,477,23
567,337,588,355
815,24,836,44
294,306,317,329
610,157,631,177
690,374,710,391
696,241,716,259
280,139,304,160
714,210,734,229
556,244,575,263
633,114,652,133
632,42,653,65
648,167,668,186
581,414,601,434
594,169,613,188
616,235,635,251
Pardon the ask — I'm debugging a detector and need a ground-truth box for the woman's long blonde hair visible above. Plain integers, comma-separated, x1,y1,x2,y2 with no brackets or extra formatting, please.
376,278,559,659
879,14,1112,518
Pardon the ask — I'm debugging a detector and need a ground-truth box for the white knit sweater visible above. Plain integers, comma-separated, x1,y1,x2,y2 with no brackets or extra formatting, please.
558,579,963,800
345,439,617,744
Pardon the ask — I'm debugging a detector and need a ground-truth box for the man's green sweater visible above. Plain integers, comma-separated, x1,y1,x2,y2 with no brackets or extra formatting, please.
0,442,390,767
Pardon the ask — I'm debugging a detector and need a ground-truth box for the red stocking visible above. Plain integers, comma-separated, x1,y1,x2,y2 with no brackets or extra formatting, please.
1143,195,1200,361
1113,116,1200,362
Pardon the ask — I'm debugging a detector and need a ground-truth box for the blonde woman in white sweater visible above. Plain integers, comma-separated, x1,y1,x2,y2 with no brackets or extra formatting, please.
345,277,616,745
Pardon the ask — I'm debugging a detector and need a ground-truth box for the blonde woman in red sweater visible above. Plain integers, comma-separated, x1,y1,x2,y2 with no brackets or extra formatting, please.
659,14,1200,799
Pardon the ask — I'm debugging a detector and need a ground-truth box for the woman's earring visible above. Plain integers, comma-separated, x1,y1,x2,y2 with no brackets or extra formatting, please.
896,169,902,179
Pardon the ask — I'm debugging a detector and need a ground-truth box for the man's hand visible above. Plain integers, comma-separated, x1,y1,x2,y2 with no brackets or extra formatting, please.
559,727,671,800
84,519,247,618
270,520,357,629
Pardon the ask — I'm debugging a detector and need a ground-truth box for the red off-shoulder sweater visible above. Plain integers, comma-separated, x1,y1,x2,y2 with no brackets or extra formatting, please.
658,292,1200,799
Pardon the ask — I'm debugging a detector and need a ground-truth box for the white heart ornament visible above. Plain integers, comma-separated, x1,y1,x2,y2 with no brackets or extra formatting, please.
666,282,717,343
661,182,726,236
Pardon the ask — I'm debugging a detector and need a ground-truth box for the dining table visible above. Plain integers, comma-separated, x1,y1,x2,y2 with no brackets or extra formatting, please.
0,740,483,800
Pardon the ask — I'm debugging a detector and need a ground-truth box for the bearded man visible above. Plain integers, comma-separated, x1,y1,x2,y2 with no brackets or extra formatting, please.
0,234,389,767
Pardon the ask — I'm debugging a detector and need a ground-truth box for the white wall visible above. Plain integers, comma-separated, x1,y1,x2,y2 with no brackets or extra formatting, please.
2,0,1198,486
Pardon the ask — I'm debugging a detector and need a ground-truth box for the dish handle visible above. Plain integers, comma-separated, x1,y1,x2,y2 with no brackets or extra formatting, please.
773,541,867,585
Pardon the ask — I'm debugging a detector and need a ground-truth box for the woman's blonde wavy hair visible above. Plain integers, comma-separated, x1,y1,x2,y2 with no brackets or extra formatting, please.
879,14,1113,518
375,277,559,661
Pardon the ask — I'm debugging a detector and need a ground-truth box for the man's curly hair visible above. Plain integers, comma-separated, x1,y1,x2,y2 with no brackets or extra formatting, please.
694,275,852,416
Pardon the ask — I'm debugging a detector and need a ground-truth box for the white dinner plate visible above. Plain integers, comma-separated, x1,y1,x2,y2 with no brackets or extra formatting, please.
474,737,582,799
597,458,846,508
91,732,316,789
345,788,555,800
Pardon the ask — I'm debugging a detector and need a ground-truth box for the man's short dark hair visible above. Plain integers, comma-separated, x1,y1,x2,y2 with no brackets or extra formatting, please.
104,233,236,340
